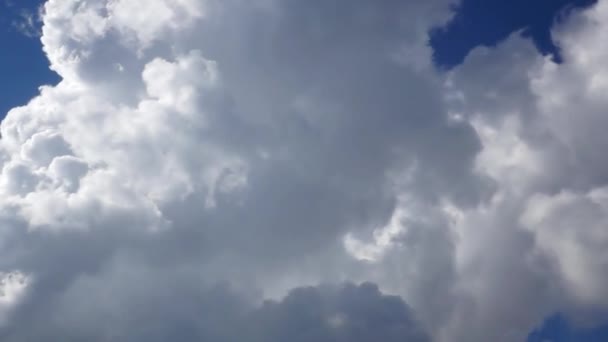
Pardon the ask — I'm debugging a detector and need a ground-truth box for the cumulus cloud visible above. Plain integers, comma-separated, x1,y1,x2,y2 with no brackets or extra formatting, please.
2,0,608,341
0,0,465,340
434,1,608,339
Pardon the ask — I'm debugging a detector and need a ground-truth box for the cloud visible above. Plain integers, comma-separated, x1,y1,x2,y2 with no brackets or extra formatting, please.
244,282,430,342
430,1,608,339
0,0,469,340
518,0,608,312
1,279,429,341
3,0,608,341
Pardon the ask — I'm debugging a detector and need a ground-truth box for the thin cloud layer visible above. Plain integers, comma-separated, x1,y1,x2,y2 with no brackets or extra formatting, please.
0,0,607,341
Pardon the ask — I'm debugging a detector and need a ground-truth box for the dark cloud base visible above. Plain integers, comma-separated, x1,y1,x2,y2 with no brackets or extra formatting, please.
0,282,430,342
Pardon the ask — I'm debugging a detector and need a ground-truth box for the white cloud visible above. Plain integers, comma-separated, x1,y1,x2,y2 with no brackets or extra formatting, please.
2,0,608,341
522,188,608,306
429,1,608,339
0,272,28,325
0,0,465,340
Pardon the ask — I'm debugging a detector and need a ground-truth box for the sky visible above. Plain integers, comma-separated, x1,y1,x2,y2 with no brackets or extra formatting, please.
430,0,598,67
528,315,608,342
0,0,608,341
0,0,58,117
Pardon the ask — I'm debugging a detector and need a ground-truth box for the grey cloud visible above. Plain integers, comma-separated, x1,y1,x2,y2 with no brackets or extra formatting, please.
245,282,430,342
2,276,429,342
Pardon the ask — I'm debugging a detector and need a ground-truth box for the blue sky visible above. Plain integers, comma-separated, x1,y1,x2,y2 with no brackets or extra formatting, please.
0,0,58,117
528,315,608,342
0,1,608,341
431,0,598,67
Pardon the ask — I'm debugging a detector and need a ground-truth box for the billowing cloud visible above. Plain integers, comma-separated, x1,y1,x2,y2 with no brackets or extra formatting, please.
2,0,608,341
434,1,608,339
0,0,467,340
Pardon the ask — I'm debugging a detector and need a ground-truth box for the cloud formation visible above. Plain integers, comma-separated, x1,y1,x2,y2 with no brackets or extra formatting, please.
438,1,608,339
1,0,608,341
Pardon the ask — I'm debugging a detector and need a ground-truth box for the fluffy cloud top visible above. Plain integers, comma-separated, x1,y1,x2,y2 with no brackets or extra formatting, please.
1,0,608,341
